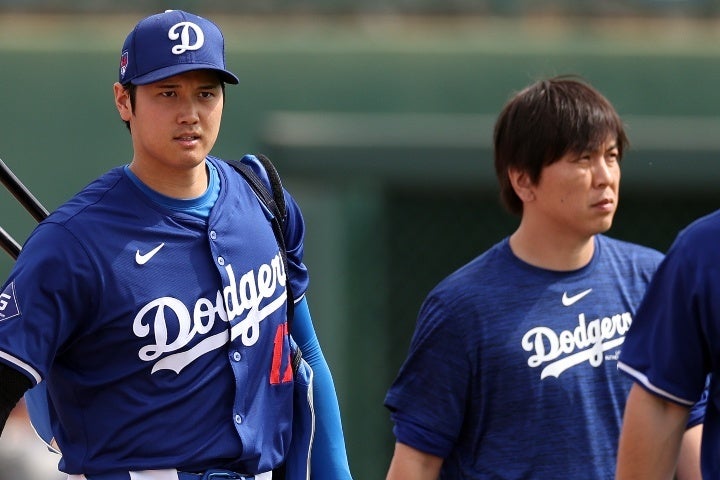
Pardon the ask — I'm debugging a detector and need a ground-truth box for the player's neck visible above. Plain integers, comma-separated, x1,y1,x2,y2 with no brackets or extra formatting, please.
128,159,209,199
509,222,595,271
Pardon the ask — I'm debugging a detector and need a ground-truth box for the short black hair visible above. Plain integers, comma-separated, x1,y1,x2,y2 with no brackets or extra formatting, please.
122,83,137,132
493,75,628,216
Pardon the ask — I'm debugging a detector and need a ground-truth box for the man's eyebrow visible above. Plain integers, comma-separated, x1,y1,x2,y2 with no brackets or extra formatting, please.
150,82,222,89
151,82,180,89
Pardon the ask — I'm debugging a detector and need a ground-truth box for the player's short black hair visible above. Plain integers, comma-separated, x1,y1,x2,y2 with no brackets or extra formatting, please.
122,83,137,132
493,75,628,216
120,80,226,133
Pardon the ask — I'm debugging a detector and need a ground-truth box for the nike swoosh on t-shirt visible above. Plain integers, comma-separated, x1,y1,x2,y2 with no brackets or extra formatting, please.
561,288,592,306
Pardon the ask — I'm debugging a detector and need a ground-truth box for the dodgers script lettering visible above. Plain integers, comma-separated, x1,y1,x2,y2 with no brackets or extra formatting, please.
522,312,632,379
133,252,287,373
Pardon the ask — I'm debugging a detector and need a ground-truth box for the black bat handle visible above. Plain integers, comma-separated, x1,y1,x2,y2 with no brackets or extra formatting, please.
0,157,49,223
0,226,20,260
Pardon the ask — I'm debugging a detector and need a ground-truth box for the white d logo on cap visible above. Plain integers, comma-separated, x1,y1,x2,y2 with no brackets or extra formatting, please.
168,21,205,55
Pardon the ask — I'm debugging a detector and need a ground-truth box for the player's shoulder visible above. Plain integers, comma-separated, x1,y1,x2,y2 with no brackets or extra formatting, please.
430,239,510,296
46,167,126,225
663,208,720,265
208,154,274,192
18,168,126,263
675,208,720,246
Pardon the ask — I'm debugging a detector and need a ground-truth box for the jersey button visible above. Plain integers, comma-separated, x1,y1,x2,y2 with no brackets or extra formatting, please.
218,256,225,265
232,351,241,362
210,231,217,240
235,414,243,424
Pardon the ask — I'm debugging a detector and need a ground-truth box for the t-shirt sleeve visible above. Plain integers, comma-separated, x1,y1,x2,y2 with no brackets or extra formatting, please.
384,294,471,457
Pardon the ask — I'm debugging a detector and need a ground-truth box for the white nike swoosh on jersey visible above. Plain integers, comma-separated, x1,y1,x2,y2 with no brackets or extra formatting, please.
561,288,593,306
135,243,165,265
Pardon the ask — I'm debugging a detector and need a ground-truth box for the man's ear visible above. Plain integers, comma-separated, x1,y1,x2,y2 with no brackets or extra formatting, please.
113,82,132,122
508,168,535,203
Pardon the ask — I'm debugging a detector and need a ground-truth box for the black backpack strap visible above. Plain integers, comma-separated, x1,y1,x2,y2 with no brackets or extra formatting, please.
225,156,295,327
255,153,287,221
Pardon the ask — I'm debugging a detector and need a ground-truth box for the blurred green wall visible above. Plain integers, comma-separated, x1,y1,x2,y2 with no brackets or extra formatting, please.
1,15,719,479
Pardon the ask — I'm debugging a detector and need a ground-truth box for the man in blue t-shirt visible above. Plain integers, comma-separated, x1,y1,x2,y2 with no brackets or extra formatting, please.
384,76,704,479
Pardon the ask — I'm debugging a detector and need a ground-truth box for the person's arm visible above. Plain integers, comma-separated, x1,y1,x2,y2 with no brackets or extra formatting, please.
675,375,709,480
290,297,352,479
386,442,442,480
616,384,691,479
676,423,702,480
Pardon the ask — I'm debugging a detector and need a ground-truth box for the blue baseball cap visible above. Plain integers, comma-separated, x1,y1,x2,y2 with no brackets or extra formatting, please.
119,10,239,85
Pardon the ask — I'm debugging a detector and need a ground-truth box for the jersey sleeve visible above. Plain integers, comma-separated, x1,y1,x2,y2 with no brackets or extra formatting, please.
0,222,98,384
618,228,717,406
384,294,472,457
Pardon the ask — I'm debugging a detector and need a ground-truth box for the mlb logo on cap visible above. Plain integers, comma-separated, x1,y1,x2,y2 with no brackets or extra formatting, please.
118,10,239,85
119,51,128,77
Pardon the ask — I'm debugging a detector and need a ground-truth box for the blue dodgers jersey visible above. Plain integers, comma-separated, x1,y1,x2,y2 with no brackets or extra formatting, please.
619,209,720,478
0,157,309,475
385,235,662,479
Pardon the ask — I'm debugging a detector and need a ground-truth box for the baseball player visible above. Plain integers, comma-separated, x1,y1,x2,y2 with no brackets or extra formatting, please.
383,76,704,479
0,10,352,480
616,209,720,478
